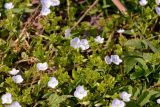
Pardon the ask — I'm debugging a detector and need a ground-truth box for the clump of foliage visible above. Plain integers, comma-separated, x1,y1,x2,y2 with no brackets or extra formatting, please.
0,0,160,107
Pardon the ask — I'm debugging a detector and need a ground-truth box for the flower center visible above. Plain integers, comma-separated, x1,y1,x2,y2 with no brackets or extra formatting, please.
79,91,83,94
116,104,120,107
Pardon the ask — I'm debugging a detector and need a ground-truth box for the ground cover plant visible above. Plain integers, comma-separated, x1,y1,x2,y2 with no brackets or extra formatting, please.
0,0,160,106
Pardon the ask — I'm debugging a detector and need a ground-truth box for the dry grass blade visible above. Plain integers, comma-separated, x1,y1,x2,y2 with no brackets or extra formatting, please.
71,0,99,30
112,0,127,13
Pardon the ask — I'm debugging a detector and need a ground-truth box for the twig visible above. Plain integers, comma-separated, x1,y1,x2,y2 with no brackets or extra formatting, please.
71,0,99,30
14,5,40,44
67,0,70,21
33,103,38,107
112,0,127,14
148,83,160,90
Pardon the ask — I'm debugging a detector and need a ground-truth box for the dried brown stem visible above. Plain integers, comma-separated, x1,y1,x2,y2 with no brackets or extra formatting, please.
112,0,127,13
71,0,99,30
14,5,40,44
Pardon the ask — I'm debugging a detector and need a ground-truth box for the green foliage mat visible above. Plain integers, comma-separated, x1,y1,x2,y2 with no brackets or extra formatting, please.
0,0,160,106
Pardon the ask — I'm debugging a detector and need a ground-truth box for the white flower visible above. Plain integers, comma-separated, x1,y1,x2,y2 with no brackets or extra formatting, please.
1,93,12,104
8,68,19,75
51,0,60,7
120,91,132,102
40,0,52,8
74,86,87,100
80,39,90,50
117,29,125,33
156,0,160,5
12,75,23,84
64,28,71,38
111,55,122,65
40,7,51,16
94,36,104,44
48,77,58,88
4,2,14,10
37,62,48,71
156,6,160,16
139,0,148,6
104,56,112,64
5,101,21,107
70,37,81,49
111,99,125,107
157,98,160,104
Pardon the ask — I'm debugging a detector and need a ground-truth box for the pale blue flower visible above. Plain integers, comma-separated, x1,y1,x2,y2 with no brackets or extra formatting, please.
41,0,60,8
156,6,160,16
12,75,23,84
94,36,104,44
9,68,19,75
139,0,148,6
37,62,48,71
40,7,51,16
51,0,60,7
120,91,131,102
4,2,14,10
70,37,81,49
40,0,52,8
104,56,112,64
111,99,125,107
157,98,160,104
80,39,89,50
74,86,87,99
1,93,12,104
5,101,21,107
117,29,125,33
111,55,122,65
40,0,60,16
48,77,58,88
65,28,71,38
104,55,122,65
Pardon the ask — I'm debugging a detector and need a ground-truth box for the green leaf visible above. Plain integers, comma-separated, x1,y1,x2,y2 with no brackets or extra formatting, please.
132,87,140,100
124,57,138,74
47,94,72,107
125,39,148,49
72,69,78,80
137,90,159,106
24,8,34,13
12,8,34,13
136,58,150,77
130,57,150,80
12,8,24,13
126,101,138,107
137,91,149,106
130,66,144,80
